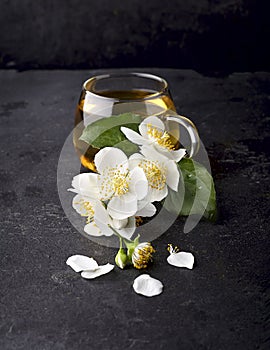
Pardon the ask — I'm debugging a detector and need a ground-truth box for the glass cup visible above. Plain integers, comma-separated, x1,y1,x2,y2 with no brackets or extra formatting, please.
74,72,199,171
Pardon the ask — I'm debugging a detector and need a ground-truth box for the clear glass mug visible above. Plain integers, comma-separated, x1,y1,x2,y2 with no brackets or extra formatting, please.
74,72,200,171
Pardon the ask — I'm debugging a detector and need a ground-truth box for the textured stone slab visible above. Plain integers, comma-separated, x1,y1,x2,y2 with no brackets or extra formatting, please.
0,69,269,349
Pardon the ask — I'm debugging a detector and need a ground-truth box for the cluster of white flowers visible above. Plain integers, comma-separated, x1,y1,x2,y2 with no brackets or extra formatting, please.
69,116,186,241
66,115,202,295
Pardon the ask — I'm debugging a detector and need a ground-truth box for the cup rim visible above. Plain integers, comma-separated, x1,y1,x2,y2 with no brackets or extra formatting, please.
82,72,168,102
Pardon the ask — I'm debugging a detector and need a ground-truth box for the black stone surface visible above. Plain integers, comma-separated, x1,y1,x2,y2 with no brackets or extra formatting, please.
0,69,269,349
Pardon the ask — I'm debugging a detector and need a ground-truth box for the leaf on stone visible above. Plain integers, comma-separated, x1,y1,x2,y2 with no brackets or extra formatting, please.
164,158,217,221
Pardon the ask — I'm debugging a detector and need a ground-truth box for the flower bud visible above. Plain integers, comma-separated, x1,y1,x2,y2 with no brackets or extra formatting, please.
115,248,128,269
132,242,155,269
111,218,128,230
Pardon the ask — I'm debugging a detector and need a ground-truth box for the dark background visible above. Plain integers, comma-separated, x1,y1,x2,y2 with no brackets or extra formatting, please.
0,0,269,74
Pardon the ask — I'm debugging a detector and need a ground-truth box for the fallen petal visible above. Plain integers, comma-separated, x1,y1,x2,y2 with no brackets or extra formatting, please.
81,263,114,279
167,252,194,269
133,274,163,297
66,255,99,272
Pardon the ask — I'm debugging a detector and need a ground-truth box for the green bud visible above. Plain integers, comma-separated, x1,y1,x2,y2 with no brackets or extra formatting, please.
115,248,128,269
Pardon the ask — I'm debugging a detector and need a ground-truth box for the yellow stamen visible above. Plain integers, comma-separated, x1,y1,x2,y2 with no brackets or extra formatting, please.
132,242,155,269
147,123,175,150
111,170,130,196
139,160,166,191
74,199,95,224
99,167,131,199
167,243,180,254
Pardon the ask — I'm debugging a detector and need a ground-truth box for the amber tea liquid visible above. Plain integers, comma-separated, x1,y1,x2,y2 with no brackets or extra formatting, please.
74,89,177,171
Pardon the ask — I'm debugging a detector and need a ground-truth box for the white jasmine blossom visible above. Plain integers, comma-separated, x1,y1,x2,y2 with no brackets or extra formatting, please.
130,145,180,202
95,147,149,220
133,274,163,297
69,148,149,221
70,190,137,238
167,244,194,269
121,116,186,161
66,255,114,279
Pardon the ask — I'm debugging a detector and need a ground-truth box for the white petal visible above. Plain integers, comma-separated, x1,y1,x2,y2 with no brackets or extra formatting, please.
116,217,136,240
146,186,168,203
66,255,99,272
67,188,79,195
171,148,186,162
128,153,144,169
84,222,102,236
81,263,114,279
136,198,149,211
107,192,137,220
136,202,156,217
121,127,148,145
94,202,114,236
69,173,99,198
129,153,144,161
140,145,168,163
72,194,96,216
129,166,148,200
167,252,194,269
94,147,128,173
97,172,114,200
133,274,163,297
157,147,186,162
139,116,165,138
72,194,88,216
165,160,180,191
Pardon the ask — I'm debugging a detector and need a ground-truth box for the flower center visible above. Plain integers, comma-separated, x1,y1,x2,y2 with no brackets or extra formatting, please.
147,123,175,150
75,199,95,224
111,170,130,196
139,160,166,191
100,167,130,198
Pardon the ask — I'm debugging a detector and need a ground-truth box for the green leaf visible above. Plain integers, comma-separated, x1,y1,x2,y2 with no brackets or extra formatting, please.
164,158,217,221
114,139,139,156
79,113,141,155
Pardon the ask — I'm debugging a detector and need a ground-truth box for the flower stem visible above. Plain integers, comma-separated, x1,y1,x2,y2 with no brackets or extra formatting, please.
108,225,134,245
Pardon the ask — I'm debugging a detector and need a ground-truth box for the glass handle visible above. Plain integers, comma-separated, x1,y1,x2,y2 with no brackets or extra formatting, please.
166,115,200,158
